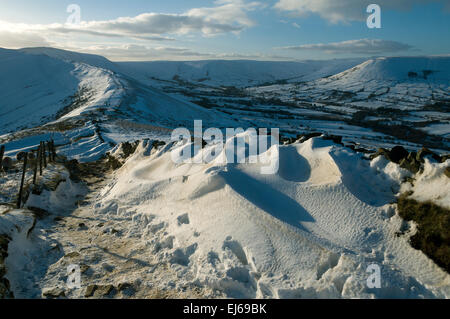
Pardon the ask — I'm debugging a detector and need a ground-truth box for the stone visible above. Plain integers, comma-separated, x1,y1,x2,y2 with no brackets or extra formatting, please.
65,251,80,258
445,167,450,179
416,147,441,163
85,284,97,297
400,152,421,174
370,148,390,161
1,157,14,170
42,287,66,299
388,146,409,164
85,284,116,298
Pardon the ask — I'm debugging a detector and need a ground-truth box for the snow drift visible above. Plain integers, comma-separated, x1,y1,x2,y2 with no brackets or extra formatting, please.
87,137,449,298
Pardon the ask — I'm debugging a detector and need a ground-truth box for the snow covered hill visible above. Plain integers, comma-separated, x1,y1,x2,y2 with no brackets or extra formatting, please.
0,48,238,137
327,56,450,84
117,58,366,87
0,48,79,134
0,47,449,299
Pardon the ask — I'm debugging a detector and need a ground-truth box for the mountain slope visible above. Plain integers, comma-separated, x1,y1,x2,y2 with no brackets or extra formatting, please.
117,58,366,87
327,56,450,84
0,49,79,134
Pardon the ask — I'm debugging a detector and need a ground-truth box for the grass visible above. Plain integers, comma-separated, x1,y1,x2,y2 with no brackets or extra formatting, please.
397,193,450,273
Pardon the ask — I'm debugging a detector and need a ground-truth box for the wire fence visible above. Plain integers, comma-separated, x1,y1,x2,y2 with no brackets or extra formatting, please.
0,140,57,209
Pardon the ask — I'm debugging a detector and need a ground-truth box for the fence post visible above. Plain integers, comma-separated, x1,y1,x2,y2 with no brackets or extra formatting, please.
33,146,40,185
50,140,56,162
0,145,4,171
17,153,28,209
42,141,47,168
39,142,43,176
52,140,56,162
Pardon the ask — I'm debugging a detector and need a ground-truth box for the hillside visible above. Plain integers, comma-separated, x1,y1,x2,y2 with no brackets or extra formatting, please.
0,47,449,299
117,58,366,87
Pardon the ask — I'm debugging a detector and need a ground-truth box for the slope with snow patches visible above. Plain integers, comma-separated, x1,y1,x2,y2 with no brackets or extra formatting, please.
315,56,450,105
117,59,366,88
0,48,238,137
67,136,448,299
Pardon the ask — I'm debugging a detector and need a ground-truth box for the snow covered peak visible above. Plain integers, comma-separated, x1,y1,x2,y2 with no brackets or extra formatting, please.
329,56,450,84
19,47,118,71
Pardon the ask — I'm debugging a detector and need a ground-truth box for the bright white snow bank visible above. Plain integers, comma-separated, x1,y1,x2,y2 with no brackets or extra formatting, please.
401,159,450,209
89,137,449,298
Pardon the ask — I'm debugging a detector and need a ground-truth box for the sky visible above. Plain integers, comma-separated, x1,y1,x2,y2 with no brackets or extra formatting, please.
0,0,449,61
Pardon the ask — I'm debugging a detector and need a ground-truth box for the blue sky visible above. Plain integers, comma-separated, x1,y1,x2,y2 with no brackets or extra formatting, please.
0,0,449,61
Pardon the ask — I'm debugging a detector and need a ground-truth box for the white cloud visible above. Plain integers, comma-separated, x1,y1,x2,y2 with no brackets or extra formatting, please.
0,0,262,45
56,43,290,61
279,39,414,54
0,1,264,59
0,30,50,48
274,0,449,23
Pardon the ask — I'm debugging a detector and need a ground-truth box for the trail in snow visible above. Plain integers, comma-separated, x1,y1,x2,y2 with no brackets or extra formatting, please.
5,137,447,299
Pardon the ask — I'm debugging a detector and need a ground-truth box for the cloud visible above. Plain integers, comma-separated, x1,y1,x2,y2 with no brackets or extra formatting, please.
57,43,290,61
279,39,414,54
0,30,51,48
274,0,449,23
0,0,262,45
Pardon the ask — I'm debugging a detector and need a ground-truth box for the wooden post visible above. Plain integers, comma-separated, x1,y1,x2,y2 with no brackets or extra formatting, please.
0,145,4,171
42,141,47,168
33,146,40,185
49,140,53,162
51,140,56,162
46,142,50,163
39,142,43,176
17,153,28,209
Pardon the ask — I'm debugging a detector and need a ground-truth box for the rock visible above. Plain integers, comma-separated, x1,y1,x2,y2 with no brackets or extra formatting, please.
65,251,80,258
388,146,409,164
445,167,450,179
101,263,115,273
441,154,450,163
400,152,421,174
80,264,90,274
85,284,116,298
117,282,133,291
416,147,441,163
298,132,322,143
117,282,136,296
107,154,122,170
152,140,166,149
16,151,27,161
42,287,66,299
370,148,390,161
64,159,81,182
1,157,14,170
78,223,88,231
0,235,10,250
323,135,343,145
96,284,115,297
85,285,97,297
0,265,5,278
0,278,13,299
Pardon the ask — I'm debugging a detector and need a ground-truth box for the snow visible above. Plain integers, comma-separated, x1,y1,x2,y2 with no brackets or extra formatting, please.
402,159,450,209
43,137,444,299
117,58,366,87
1,47,449,299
